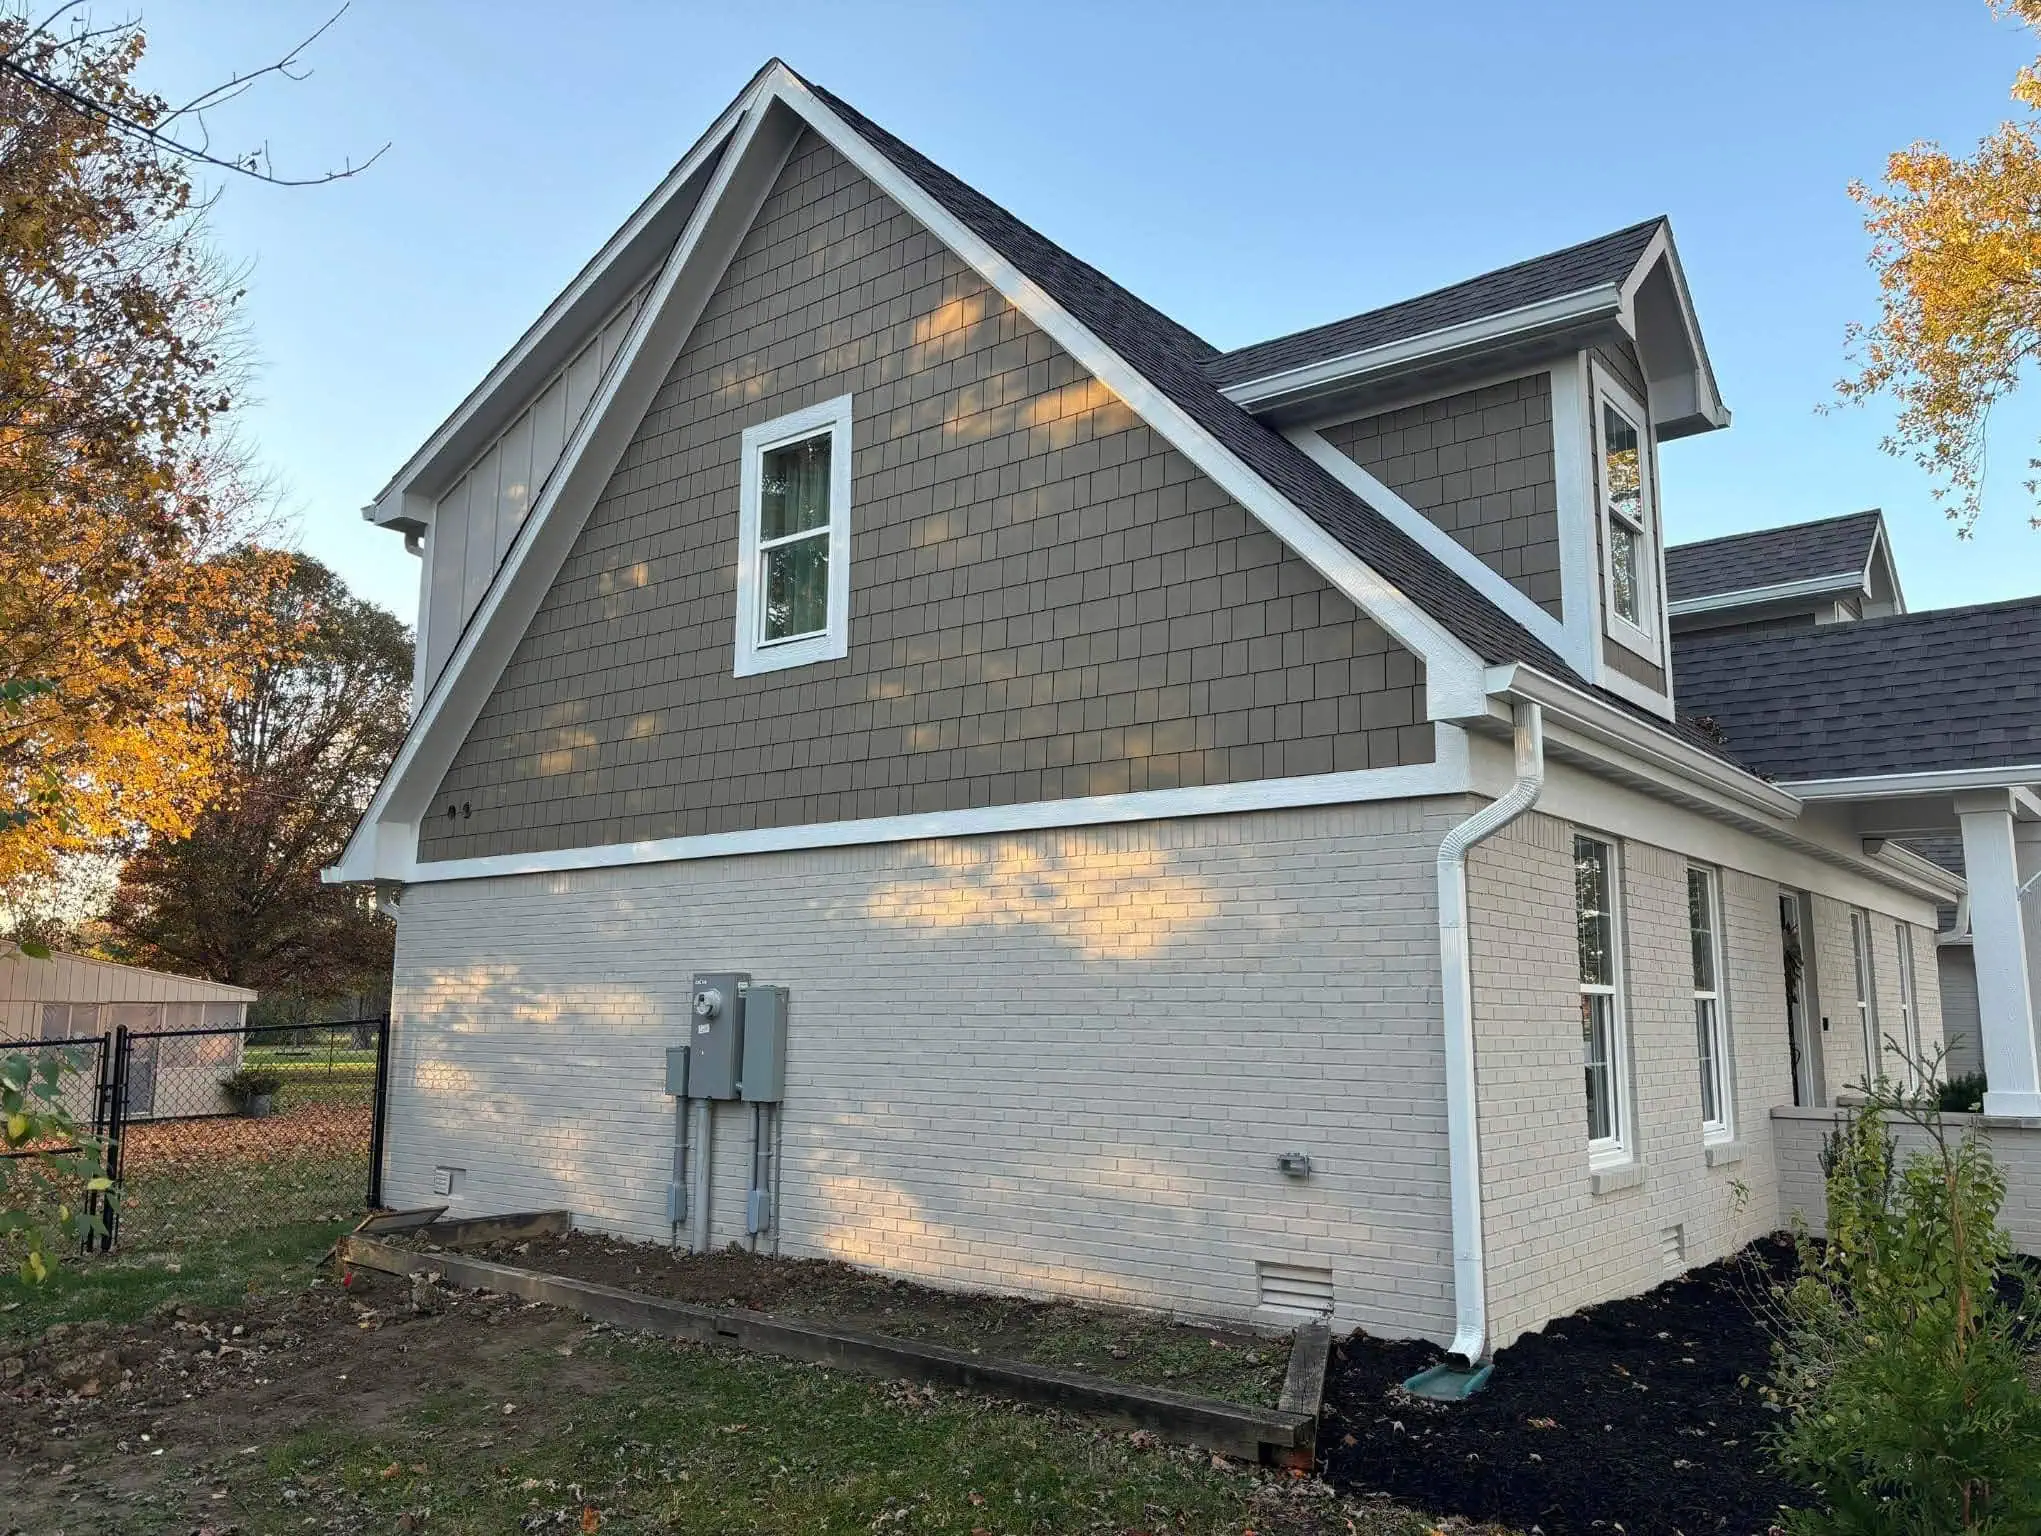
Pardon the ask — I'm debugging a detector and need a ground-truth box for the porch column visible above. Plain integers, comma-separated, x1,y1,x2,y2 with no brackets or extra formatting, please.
1957,790,2041,1116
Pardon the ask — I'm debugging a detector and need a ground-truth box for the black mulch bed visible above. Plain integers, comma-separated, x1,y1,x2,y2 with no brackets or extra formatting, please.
1320,1237,1803,1535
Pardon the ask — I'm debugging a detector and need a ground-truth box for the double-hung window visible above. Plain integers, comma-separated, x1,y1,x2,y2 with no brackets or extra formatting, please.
1894,923,1921,1086
1577,834,1629,1162
1688,867,1731,1140
734,395,854,676
1592,368,1660,658
1849,909,1880,1085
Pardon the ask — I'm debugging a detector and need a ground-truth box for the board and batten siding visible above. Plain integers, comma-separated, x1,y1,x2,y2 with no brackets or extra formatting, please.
387,799,1467,1339
1316,373,1563,619
419,129,1430,863
0,951,252,1039
419,284,655,694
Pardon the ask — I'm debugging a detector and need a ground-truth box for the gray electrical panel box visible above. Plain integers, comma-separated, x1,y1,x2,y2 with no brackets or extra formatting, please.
664,1045,689,1098
739,985,788,1102
685,971,749,1099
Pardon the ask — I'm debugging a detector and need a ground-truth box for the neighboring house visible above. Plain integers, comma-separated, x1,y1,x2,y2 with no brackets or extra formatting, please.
1,949,253,1120
328,62,1964,1359
1670,511,2041,1105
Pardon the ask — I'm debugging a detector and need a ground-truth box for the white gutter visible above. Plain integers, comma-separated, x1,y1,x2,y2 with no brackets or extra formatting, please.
1218,285,1621,411
1666,570,1864,618
1785,764,2041,800
1437,699,1545,1366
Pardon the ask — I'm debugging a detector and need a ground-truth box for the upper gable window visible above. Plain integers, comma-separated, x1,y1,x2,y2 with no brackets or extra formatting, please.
734,395,853,677
1591,366,1660,660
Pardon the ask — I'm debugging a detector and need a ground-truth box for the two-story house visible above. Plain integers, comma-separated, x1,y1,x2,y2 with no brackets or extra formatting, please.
328,62,1966,1361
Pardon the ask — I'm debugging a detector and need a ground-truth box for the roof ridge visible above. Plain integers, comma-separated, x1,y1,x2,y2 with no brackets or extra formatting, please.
1668,508,1881,554
1207,215,1667,368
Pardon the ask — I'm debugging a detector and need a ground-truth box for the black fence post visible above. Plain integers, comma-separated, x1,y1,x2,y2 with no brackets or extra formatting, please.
366,1011,392,1210
100,1025,129,1252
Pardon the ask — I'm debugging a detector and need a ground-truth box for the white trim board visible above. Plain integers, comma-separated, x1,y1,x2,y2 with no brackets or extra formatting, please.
1787,765,2041,800
1667,570,1865,617
398,750,1474,886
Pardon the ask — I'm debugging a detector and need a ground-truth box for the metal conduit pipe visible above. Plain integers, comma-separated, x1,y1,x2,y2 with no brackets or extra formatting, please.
1437,700,1544,1367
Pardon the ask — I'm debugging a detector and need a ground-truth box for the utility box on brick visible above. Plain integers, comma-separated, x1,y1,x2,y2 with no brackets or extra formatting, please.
686,972,749,1099
739,985,788,1102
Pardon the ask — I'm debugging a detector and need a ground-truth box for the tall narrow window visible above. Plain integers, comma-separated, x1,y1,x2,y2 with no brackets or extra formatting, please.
1689,867,1731,1139
735,395,853,676
1577,834,1628,1161
1592,368,1659,658
1849,909,1880,1085
1895,923,1921,1086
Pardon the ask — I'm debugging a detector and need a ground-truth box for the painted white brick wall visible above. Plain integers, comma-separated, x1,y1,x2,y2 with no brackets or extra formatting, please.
1467,815,1791,1346
386,800,1470,1340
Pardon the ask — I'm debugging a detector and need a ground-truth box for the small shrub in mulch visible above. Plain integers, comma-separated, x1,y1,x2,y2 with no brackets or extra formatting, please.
1321,1236,1803,1536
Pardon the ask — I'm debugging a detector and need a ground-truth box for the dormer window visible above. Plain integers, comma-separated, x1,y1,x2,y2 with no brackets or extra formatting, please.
1592,365,1659,657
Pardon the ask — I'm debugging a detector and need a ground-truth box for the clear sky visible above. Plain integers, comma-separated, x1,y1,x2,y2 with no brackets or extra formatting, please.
131,0,2041,628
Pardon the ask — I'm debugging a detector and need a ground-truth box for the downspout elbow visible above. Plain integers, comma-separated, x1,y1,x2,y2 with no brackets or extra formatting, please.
1438,701,1545,1367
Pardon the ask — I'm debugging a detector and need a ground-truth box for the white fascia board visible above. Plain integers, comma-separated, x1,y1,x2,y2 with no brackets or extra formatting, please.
327,85,796,885
379,752,1474,887
1218,285,1621,413
1667,570,1865,617
772,69,1489,717
364,87,754,516
1618,223,1730,437
1864,516,1909,615
1860,839,1968,903
1482,662,1802,819
1786,765,2041,800
1286,424,1583,667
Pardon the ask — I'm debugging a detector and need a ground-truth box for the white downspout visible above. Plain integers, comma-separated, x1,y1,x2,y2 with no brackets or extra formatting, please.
1438,701,1545,1366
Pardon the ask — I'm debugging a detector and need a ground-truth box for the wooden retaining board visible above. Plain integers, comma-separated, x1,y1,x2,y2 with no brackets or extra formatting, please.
339,1235,1321,1465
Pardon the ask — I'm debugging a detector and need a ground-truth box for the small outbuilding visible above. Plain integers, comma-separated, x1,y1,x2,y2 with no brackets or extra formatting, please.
1,949,255,1120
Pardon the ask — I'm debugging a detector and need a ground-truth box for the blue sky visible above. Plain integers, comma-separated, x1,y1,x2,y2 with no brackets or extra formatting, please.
134,0,2041,627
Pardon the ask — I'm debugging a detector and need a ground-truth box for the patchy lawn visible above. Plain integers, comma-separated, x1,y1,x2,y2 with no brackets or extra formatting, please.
446,1231,1290,1407
1,1245,1505,1536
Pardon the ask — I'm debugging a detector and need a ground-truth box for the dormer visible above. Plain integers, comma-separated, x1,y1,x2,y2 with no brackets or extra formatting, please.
1666,510,1905,636
1211,217,1728,720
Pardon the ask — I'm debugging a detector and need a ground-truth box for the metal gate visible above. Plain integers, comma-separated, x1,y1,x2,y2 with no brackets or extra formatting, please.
89,1016,392,1252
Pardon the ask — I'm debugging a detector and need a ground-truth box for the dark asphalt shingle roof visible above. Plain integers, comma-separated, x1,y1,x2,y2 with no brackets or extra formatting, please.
1202,219,1665,390
1666,510,1883,605
1672,595,2041,781
801,75,1745,764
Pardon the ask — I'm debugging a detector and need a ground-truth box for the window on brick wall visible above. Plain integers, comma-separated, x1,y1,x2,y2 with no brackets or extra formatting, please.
735,394,853,676
1849,908,1880,1086
1576,833,1630,1163
1895,922,1921,1087
1688,866,1732,1141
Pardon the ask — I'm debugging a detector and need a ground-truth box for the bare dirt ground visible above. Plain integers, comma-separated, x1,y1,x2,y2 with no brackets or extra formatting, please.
443,1231,1289,1405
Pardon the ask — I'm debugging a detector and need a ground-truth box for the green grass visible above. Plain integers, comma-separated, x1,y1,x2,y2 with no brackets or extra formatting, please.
0,1217,347,1336
239,1332,1425,1536
111,1151,369,1252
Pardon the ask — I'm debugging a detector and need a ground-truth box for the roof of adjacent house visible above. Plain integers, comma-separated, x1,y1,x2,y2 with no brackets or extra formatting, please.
1671,594,2041,781
1201,218,1666,390
1666,510,1884,605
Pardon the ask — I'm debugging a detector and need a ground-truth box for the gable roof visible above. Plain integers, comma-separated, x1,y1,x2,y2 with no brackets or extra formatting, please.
1671,594,2041,781
1667,509,1885,606
1204,218,1666,390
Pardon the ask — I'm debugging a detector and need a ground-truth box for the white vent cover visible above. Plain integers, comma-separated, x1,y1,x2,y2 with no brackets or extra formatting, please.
1660,1223,1687,1273
1257,1260,1334,1316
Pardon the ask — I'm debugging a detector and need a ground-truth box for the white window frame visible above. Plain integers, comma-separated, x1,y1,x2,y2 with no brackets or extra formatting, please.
1894,922,1922,1088
1688,865,1733,1142
734,394,854,677
1588,362,1661,662
1849,908,1880,1086
1576,832,1632,1166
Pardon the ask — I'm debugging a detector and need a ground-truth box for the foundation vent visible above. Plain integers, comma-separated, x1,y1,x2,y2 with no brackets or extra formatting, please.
1660,1223,1687,1274
1257,1261,1334,1316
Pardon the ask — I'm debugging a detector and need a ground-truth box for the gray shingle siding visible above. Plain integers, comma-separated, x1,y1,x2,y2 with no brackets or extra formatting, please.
420,131,1430,862
1318,374,1562,618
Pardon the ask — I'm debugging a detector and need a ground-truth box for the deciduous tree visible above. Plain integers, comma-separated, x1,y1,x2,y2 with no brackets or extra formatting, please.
105,554,408,1001
1840,0,2041,532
